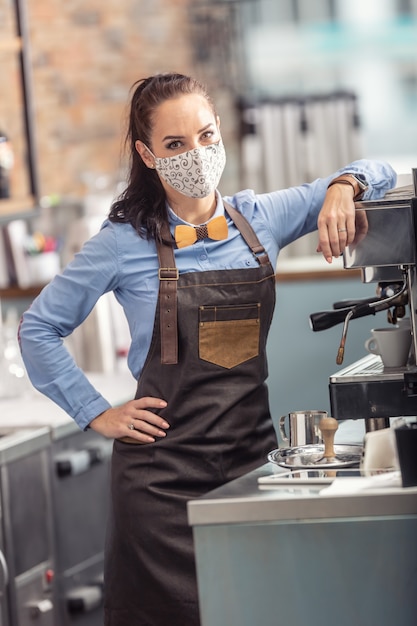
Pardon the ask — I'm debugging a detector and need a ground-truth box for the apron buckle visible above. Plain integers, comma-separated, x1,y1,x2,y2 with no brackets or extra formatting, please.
158,267,179,281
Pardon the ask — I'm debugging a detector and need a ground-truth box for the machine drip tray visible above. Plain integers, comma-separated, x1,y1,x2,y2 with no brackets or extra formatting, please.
329,354,417,421
330,354,407,383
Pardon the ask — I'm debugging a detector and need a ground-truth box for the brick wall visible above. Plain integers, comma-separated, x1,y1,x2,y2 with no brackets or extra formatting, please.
27,0,195,197
1,0,240,204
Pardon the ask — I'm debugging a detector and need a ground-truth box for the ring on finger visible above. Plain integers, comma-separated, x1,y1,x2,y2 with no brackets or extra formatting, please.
338,228,347,233
128,423,135,431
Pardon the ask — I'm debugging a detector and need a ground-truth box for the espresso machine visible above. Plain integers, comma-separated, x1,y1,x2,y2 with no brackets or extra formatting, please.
310,168,417,431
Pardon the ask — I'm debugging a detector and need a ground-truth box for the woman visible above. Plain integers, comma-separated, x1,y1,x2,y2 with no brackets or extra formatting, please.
19,73,396,625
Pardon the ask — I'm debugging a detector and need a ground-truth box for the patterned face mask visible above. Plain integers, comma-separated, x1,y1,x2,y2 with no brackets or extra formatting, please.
146,140,226,199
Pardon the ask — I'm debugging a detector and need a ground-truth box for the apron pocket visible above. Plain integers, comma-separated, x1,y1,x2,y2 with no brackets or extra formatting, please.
199,303,260,369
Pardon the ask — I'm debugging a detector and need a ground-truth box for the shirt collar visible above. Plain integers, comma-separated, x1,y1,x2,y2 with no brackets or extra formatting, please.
167,190,224,228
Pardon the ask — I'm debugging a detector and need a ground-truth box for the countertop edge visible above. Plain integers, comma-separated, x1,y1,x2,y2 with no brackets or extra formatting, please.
187,463,417,526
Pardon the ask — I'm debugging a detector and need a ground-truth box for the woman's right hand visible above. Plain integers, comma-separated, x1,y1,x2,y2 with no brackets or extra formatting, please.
88,397,170,443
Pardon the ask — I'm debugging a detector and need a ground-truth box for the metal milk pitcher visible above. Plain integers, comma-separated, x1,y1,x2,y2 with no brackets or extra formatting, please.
279,410,327,447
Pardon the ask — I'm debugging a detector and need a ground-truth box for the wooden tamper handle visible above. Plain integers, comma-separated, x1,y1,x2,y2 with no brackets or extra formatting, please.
319,416,339,460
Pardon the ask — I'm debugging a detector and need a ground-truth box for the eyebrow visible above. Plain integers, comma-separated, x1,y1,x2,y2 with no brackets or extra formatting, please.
162,122,215,142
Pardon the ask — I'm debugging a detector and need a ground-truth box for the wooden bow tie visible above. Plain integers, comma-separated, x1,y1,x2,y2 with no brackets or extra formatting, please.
174,215,228,249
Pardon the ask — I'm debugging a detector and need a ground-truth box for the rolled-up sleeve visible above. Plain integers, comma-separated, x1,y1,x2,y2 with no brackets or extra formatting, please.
251,159,397,249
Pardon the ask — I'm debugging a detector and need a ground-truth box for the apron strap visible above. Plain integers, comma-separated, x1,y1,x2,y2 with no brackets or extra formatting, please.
223,201,270,266
155,202,273,364
156,222,179,365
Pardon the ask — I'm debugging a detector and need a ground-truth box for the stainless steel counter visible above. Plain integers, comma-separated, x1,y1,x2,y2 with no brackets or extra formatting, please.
0,372,136,626
188,462,417,525
0,372,136,437
188,464,417,626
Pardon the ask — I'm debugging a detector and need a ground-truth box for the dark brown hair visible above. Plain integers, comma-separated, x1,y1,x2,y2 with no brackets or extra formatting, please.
109,73,216,240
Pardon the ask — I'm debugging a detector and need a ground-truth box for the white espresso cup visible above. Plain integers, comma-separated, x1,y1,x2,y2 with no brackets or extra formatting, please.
364,326,411,368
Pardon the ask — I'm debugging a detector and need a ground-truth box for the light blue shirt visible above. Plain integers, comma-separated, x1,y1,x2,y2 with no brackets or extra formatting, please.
19,160,396,429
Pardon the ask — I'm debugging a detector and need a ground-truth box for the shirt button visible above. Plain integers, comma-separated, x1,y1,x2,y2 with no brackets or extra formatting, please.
246,259,251,266
200,254,207,261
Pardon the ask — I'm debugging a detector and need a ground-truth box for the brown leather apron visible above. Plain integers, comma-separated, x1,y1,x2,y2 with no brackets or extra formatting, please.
104,203,278,626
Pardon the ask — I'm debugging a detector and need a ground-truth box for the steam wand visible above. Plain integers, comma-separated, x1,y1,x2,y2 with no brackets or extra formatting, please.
335,273,408,365
336,309,355,365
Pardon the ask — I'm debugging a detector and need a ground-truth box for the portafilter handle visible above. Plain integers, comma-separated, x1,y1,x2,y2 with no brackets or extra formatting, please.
309,280,408,332
332,283,404,311
332,296,381,310
309,302,377,332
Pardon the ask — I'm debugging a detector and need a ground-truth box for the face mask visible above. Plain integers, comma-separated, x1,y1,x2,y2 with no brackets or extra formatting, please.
146,140,226,199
